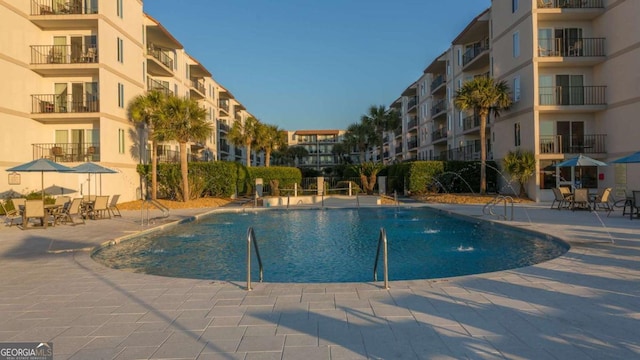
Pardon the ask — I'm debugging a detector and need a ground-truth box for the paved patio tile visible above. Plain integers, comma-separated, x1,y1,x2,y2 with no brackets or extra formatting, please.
237,335,285,352
0,204,639,359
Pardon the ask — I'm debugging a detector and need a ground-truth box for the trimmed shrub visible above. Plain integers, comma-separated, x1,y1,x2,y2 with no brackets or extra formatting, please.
248,167,302,196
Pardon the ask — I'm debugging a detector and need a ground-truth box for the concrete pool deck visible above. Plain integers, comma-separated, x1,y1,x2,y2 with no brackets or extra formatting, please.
0,201,639,359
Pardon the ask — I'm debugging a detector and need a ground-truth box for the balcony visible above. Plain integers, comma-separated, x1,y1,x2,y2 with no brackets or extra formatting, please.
30,45,98,76
539,134,607,154
219,100,230,115
33,143,100,162
394,145,402,154
190,78,206,99
443,144,480,161
463,114,480,132
538,38,606,67
219,143,230,154
431,99,447,118
537,0,605,20
147,78,173,96
407,96,418,112
407,138,418,150
146,46,174,77
218,122,230,133
462,45,490,71
407,116,418,130
431,128,447,143
430,74,446,94
31,94,99,121
394,128,402,138
539,86,607,111
29,0,98,28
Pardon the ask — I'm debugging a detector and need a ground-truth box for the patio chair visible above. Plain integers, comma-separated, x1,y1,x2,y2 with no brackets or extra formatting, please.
91,195,110,219
23,200,47,229
631,191,640,220
592,187,613,214
571,188,590,211
57,198,85,225
1,201,22,227
108,194,122,217
54,196,70,207
551,187,570,209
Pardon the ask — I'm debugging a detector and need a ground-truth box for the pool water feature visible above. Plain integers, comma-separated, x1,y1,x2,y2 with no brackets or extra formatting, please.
92,207,569,283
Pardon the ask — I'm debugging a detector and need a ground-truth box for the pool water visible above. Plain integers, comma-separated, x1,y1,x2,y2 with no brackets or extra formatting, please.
92,207,568,283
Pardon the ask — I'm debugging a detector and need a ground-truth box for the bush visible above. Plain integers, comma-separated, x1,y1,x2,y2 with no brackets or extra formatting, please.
137,161,251,199
247,167,302,196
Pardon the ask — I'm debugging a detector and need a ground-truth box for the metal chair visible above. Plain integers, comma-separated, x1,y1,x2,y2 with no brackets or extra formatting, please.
1,201,22,227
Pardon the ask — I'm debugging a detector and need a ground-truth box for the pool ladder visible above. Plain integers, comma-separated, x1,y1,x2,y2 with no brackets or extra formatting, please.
245,227,389,290
483,195,514,221
373,228,389,289
246,227,263,291
140,199,170,226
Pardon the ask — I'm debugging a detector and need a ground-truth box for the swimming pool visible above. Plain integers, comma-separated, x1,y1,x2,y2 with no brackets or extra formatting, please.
92,207,569,283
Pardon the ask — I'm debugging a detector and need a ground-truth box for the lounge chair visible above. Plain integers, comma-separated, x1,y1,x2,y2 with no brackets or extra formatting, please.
58,198,85,225
1,201,22,226
54,196,70,207
108,194,122,217
23,200,47,229
571,188,590,211
12,198,26,215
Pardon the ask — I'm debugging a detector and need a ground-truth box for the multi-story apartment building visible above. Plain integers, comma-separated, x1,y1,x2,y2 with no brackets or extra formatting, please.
286,130,345,173
392,0,639,202
0,1,250,201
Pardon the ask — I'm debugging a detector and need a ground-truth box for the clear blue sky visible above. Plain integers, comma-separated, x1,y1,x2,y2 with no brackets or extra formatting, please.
144,0,490,131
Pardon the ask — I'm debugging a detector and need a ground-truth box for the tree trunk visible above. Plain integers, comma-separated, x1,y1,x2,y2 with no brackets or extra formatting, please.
245,143,252,167
265,149,271,167
150,135,157,200
479,113,487,195
180,142,189,202
360,174,369,194
368,173,377,195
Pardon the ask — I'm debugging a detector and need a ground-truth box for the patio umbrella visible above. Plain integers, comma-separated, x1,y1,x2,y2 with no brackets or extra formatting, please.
6,158,74,200
610,151,640,164
554,154,607,189
554,154,608,168
72,162,117,198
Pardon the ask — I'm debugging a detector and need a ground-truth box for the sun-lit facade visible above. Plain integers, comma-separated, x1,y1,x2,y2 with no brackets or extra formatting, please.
0,1,251,201
393,0,639,201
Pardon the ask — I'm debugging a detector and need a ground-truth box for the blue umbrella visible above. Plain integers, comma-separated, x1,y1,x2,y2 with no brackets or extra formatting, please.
6,158,74,200
72,162,117,198
554,154,607,168
610,151,640,164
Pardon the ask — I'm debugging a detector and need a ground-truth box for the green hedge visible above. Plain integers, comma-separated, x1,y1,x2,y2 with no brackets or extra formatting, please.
137,162,251,199
385,160,498,195
247,167,302,195
137,163,302,199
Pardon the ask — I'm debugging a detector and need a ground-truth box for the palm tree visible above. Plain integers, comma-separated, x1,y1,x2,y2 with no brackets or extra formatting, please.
227,116,259,167
360,105,400,163
127,90,166,200
156,95,210,201
331,142,351,164
502,149,536,198
255,123,286,167
344,122,375,163
286,146,309,166
454,77,512,194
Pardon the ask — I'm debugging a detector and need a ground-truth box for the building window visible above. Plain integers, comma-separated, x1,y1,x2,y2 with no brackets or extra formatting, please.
512,0,519,13
117,0,123,18
513,76,521,102
117,37,123,63
514,123,521,147
513,32,520,58
118,129,125,154
118,83,124,108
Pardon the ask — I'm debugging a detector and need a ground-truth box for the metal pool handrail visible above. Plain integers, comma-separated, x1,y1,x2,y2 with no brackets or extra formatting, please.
373,228,389,289
246,227,263,291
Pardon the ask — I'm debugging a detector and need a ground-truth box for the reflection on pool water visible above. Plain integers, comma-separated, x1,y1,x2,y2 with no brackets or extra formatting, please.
92,207,569,283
